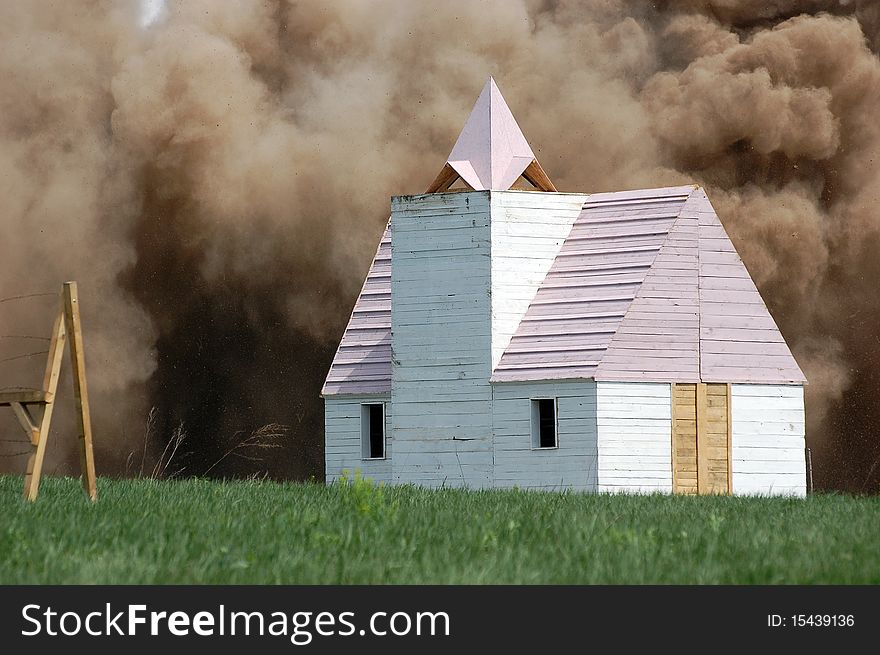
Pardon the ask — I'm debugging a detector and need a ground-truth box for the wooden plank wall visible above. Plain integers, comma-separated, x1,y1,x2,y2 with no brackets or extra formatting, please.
596,382,672,493
489,192,587,369
390,192,495,488
492,380,598,491
730,384,806,496
324,396,392,484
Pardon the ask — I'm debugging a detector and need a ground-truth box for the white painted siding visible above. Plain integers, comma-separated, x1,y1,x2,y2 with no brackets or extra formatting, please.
731,384,806,496
390,192,494,488
493,381,598,490
596,382,672,493
324,395,392,484
489,192,587,369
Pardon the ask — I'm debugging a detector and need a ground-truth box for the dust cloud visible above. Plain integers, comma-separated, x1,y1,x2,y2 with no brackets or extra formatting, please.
0,0,878,491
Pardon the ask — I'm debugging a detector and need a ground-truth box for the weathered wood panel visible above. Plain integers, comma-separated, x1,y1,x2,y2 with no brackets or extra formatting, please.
730,384,806,496
492,380,598,491
391,192,494,488
324,395,391,484
597,382,672,493
672,383,698,494
673,382,730,494
698,383,730,494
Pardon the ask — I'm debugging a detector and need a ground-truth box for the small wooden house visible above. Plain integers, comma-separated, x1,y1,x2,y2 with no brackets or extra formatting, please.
322,78,807,495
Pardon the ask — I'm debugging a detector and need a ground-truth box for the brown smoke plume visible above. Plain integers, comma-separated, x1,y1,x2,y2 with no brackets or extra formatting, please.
1,0,878,491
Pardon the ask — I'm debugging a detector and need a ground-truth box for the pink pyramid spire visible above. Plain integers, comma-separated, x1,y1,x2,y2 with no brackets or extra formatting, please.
426,77,556,193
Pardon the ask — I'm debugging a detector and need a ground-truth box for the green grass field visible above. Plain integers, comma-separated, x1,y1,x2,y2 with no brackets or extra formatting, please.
1,473,878,584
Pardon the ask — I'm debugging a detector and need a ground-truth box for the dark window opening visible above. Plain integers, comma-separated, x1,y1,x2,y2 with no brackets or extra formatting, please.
531,398,557,448
361,403,385,459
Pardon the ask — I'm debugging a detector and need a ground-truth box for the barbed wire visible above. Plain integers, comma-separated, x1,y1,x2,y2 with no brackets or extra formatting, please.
0,292,57,305
0,298,52,459
0,351,49,364
0,449,31,457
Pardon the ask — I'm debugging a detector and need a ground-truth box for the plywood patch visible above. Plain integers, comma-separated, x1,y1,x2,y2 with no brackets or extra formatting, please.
673,382,730,494
672,383,698,494
699,383,730,494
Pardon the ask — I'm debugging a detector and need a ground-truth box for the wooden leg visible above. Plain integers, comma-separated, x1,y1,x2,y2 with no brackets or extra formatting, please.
15,400,46,501
63,282,97,501
23,403,54,501
22,306,67,501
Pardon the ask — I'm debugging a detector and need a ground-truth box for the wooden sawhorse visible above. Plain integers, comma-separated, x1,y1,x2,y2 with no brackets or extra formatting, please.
0,282,96,501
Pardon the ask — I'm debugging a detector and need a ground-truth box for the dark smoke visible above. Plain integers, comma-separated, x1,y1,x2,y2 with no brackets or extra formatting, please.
0,0,879,491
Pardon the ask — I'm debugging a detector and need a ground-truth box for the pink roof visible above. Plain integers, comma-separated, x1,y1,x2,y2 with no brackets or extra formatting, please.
592,190,702,381
321,220,391,396
492,186,806,384
322,186,806,395
445,77,536,191
694,188,803,383
491,186,695,381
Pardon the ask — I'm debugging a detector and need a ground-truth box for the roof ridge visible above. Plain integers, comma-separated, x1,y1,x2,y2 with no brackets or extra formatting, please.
582,184,698,205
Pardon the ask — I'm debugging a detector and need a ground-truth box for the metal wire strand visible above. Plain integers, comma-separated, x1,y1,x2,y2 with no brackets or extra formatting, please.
0,351,49,364
0,335,50,342
0,292,58,304
0,450,31,457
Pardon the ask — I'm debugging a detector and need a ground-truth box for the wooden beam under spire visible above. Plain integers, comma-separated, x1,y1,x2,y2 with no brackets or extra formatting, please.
426,163,463,193
521,159,557,192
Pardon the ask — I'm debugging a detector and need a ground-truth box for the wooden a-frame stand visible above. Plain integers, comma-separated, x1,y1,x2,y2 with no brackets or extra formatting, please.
0,282,97,501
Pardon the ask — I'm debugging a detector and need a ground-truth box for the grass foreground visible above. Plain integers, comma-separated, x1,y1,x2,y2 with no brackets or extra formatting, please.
1,474,878,584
